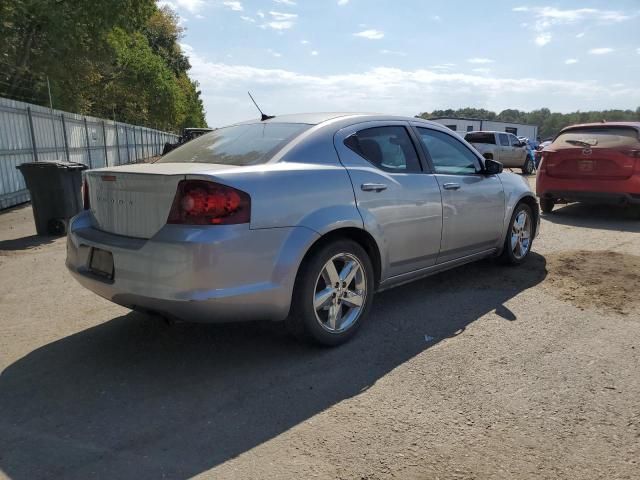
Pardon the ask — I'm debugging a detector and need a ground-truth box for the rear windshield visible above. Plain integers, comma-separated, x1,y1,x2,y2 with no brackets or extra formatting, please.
552,127,639,149
464,132,495,144
157,123,312,165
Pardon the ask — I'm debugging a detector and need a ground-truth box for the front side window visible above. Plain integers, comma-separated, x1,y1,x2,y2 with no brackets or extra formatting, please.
416,127,481,175
157,123,312,165
509,135,521,146
499,133,510,146
344,126,421,173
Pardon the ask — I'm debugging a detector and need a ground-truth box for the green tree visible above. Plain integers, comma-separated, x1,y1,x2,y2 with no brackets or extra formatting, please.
0,0,206,132
417,107,640,139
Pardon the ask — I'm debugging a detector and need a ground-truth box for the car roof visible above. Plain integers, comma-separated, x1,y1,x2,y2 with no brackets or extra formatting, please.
231,112,443,127
559,122,640,132
465,130,512,135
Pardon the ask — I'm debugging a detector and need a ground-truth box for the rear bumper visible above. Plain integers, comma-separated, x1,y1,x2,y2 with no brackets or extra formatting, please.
66,211,319,323
537,174,640,205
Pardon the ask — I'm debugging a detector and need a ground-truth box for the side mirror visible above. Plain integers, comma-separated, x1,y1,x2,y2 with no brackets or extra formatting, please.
483,158,503,175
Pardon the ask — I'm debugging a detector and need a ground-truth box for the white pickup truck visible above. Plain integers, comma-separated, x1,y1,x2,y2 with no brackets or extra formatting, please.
464,131,535,174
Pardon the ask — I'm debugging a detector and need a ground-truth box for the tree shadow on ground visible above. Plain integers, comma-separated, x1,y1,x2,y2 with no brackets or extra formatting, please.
0,253,546,480
543,203,640,233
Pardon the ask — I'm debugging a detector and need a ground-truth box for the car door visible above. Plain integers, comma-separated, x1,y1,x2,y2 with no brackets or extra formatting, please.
509,134,526,166
334,121,443,278
498,133,513,166
411,124,505,264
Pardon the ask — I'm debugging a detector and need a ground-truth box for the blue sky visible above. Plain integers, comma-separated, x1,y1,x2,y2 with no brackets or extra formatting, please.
158,0,640,127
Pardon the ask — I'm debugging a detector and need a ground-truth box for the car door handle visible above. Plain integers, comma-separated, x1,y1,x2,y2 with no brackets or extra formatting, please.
361,183,388,192
442,183,461,190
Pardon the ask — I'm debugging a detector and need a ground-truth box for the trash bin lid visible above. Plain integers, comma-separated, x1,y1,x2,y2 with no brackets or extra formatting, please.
17,161,88,171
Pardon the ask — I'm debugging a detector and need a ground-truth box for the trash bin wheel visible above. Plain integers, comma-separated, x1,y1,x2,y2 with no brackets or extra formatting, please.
47,218,67,236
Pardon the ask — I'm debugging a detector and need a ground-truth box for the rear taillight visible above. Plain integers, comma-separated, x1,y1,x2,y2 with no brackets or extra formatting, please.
82,178,90,210
624,150,640,174
167,180,251,225
538,151,552,172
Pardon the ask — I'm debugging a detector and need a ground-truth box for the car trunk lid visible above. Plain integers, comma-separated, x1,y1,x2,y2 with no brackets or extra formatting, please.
85,163,237,238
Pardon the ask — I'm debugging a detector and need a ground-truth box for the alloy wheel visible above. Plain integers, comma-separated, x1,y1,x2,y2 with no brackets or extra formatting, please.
313,253,367,333
510,210,532,260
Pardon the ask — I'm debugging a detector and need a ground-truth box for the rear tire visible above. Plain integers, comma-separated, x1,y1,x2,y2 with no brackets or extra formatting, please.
500,203,534,265
540,198,555,214
286,239,374,346
522,157,535,175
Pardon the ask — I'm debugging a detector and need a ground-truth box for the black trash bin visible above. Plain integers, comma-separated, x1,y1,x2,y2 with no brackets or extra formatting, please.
16,161,87,236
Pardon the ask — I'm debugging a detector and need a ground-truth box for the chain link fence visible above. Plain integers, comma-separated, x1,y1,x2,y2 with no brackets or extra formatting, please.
0,97,178,209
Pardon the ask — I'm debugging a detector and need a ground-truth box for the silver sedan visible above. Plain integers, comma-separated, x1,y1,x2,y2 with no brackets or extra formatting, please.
67,113,539,345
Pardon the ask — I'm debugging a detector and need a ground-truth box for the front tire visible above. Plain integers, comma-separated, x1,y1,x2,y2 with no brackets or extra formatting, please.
286,239,374,346
500,203,534,265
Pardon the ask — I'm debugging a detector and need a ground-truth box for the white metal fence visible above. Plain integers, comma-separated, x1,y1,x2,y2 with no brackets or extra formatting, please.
0,97,179,209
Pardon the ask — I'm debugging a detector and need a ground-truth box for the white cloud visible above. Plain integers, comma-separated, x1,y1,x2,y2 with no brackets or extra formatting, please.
588,47,614,55
515,7,632,32
431,15,442,22
223,1,243,12
311,50,319,56
338,0,349,5
257,10,265,18
514,7,632,47
158,0,204,13
565,58,579,64
431,64,456,70
472,68,491,75
353,29,384,40
262,11,298,30
380,49,407,57
240,15,255,22
267,49,282,58
637,47,640,55
467,58,494,64
273,0,296,5
535,32,551,46
301,40,309,45
195,13,205,19
184,46,639,127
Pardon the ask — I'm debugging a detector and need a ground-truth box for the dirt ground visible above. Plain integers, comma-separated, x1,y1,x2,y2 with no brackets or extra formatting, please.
1,181,639,480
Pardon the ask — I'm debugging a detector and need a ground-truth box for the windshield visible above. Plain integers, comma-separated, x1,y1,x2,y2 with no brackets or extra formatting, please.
464,132,495,144
157,123,312,165
552,127,639,149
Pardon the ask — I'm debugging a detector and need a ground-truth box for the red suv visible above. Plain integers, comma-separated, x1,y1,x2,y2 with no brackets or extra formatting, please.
536,122,640,213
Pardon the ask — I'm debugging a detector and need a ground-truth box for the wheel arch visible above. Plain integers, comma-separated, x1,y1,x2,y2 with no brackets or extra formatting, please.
518,194,540,238
295,227,382,290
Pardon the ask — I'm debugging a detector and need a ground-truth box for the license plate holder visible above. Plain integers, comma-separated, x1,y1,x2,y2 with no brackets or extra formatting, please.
578,160,595,172
89,248,114,279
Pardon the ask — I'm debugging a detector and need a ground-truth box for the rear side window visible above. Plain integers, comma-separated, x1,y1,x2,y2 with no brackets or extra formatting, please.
498,134,510,146
416,127,481,175
157,123,312,165
552,127,640,149
344,126,421,173
464,132,495,144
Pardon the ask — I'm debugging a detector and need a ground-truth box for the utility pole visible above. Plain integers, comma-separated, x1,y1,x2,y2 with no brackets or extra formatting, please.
47,76,60,160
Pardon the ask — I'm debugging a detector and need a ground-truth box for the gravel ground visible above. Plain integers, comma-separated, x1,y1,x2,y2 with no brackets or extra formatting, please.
1,181,639,480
